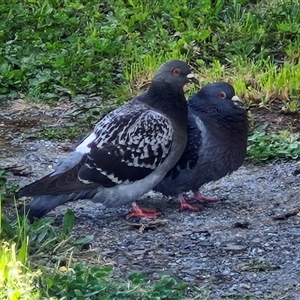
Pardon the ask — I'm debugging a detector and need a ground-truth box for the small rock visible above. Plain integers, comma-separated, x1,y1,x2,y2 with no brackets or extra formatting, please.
221,243,247,251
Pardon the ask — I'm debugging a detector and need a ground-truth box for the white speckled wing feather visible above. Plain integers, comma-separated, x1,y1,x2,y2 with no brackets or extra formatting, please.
79,104,174,187
18,101,175,196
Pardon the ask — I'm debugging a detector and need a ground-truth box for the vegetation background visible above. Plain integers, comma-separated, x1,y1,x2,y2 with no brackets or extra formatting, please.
1,0,300,298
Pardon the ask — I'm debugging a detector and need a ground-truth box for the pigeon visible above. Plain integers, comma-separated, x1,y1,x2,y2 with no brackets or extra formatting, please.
154,82,249,211
17,60,199,222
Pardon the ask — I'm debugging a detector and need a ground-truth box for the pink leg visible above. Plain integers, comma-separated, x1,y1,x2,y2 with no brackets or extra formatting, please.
190,190,219,203
179,195,203,212
179,190,219,212
126,202,162,219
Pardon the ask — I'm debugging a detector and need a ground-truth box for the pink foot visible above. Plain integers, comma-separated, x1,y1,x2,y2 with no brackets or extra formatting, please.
188,190,219,203
126,202,162,219
179,195,203,212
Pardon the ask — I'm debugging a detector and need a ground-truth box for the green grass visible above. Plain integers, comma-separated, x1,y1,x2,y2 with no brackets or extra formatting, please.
0,241,41,299
1,0,300,106
41,266,193,299
34,126,81,140
247,125,300,163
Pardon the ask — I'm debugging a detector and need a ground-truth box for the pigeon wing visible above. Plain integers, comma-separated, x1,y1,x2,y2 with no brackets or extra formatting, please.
166,115,202,180
18,105,174,196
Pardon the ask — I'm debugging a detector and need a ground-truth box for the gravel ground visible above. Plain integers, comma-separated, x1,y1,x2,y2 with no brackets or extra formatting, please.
1,99,300,299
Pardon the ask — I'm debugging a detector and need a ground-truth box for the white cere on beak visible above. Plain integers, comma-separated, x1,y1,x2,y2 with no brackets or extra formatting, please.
231,95,241,101
187,73,196,79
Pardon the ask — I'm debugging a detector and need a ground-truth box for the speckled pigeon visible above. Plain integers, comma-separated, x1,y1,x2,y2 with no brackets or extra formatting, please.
154,82,249,211
17,60,199,222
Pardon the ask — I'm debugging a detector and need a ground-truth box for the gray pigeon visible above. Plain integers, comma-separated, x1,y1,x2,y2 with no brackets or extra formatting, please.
17,60,199,221
154,82,249,211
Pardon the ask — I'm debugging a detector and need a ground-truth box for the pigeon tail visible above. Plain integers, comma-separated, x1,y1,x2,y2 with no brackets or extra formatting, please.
20,189,98,222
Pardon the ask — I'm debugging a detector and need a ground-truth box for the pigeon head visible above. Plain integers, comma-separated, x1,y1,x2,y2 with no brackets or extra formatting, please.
189,82,247,115
153,60,199,87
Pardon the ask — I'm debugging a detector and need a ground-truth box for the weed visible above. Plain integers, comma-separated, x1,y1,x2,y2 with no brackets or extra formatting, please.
247,125,300,163
0,241,41,300
0,169,18,204
42,267,189,299
0,177,40,299
0,168,11,190
239,257,280,272
34,126,80,140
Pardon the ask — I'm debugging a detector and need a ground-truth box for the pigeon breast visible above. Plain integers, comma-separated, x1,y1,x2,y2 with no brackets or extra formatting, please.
154,82,249,197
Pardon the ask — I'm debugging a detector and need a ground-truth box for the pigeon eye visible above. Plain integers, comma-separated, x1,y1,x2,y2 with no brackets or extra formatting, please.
172,68,181,76
218,91,226,99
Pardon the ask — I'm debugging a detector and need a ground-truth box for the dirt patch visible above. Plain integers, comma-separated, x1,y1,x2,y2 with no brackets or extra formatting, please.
1,98,300,299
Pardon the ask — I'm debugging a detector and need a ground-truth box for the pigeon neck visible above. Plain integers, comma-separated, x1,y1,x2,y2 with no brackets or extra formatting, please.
189,98,248,132
146,80,188,116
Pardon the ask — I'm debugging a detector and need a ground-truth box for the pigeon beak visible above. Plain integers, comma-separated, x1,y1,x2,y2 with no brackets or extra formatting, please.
187,73,199,85
231,95,247,109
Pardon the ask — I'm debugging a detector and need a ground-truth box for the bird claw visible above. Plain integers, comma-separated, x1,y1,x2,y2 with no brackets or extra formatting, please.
179,195,203,212
126,202,162,219
189,190,219,203
180,200,203,212
179,191,219,212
